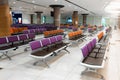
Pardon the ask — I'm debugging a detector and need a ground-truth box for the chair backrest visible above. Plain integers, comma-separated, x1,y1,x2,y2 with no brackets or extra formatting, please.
97,32,104,40
0,37,7,44
35,29,39,33
81,45,89,58
88,28,92,30
29,41,42,50
91,38,97,48
28,33,35,39
38,29,42,32
19,34,27,41
7,35,19,42
41,38,51,47
87,41,93,53
74,32,78,36
55,35,62,41
49,36,57,44
23,30,29,34
29,29,35,33
44,31,50,37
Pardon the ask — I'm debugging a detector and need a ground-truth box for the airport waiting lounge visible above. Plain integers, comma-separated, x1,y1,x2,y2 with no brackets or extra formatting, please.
0,0,120,80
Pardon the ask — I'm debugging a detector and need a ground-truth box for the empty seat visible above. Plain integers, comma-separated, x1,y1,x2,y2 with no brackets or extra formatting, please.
41,38,51,47
29,29,35,33
87,41,93,53
91,38,97,48
55,35,63,42
81,45,89,58
23,30,29,34
97,32,104,42
7,35,19,43
0,37,8,45
27,33,35,40
49,36,57,44
18,34,28,44
30,41,42,50
19,34,28,41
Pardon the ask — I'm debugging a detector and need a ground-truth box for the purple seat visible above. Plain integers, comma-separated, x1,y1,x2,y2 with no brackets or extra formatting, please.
68,26,73,29
106,28,109,33
35,29,39,34
0,37,7,44
41,38,51,47
72,27,77,31
49,36,57,44
88,28,93,32
28,33,35,39
7,35,19,43
23,30,29,34
38,29,41,33
30,41,42,50
55,35,63,41
91,38,97,48
29,29,35,33
19,34,27,41
87,41,93,53
81,45,89,58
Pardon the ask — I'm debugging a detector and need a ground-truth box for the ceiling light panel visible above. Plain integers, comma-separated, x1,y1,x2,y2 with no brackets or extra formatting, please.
105,1,120,14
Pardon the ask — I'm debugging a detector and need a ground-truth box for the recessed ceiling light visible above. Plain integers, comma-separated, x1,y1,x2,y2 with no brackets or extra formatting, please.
13,1,16,4
32,0,35,3
55,0,58,2
105,1,120,14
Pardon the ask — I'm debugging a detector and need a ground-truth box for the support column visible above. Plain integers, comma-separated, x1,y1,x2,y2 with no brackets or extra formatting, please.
35,12,43,24
82,14,88,25
0,0,11,37
30,14,34,24
72,11,79,27
50,5,64,27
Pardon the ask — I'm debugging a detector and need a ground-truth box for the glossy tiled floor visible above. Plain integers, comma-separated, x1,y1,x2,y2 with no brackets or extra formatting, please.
0,29,120,80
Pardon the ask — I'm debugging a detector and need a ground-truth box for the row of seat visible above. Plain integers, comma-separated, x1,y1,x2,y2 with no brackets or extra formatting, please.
0,33,35,60
23,28,46,34
80,30,110,79
12,24,57,31
80,38,108,79
43,29,64,37
29,35,69,67
0,33,35,46
10,27,28,34
68,30,83,40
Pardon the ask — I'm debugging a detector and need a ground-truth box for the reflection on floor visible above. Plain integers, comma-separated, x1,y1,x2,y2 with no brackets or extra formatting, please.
0,29,120,80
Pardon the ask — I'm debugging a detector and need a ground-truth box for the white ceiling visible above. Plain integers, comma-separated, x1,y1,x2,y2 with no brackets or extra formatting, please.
9,0,114,16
